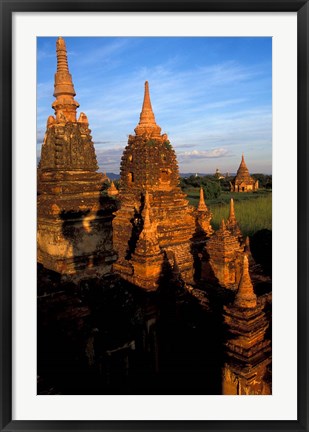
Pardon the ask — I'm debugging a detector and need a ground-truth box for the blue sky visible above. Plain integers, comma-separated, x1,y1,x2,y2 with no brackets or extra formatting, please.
37,37,272,174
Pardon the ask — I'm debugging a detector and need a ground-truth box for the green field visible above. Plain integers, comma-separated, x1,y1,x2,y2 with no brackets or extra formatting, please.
185,189,272,237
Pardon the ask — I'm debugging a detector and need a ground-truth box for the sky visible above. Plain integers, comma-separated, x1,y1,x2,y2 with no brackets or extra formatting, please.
37,37,272,174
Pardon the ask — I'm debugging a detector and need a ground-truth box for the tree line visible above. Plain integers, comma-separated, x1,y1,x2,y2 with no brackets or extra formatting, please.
179,173,272,200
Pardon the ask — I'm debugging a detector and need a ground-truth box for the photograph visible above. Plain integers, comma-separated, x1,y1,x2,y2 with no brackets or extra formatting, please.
1,1,308,430
36,36,272,396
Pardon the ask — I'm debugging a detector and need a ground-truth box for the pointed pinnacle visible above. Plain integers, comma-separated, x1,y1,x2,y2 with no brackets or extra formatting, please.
134,81,161,136
239,153,248,168
220,219,226,231
56,37,69,72
234,254,257,309
228,198,236,220
141,81,154,116
139,81,156,125
197,187,208,212
54,37,75,97
52,36,79,122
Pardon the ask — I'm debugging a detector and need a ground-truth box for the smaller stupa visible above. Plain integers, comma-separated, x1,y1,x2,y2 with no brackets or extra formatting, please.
107,181,119,197
196,187,213,237
130,192,164,291
202,219,243,289
222,254,271,395
225,198,242,240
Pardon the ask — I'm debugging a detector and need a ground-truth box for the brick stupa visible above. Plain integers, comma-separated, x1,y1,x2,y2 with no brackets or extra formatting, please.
130,192,165,289
107,181,119,197
196,187,213,237
112,81,196,290
230,154,259,192
202,219,243,289
222,255,271,394
37,37,116,279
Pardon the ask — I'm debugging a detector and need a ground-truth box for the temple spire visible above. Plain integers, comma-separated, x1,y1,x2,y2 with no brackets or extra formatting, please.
220,219,226,231
234,255,257,309
197,187,208,212
226,197,242,240
52,36,79,122
56,37,69,73
228,198,236,221
238,153,249,172
134,81,161,137
141,81,155,123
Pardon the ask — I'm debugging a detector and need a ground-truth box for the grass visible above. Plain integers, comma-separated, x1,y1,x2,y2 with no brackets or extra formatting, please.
185,189,272,237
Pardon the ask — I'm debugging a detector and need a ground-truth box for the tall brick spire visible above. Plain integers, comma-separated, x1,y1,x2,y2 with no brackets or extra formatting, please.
226,198,242,240
135,81,161,137
228,198,236,221
234,254,257,308
197,187,208,212
220,219,226,232
52,37,79,122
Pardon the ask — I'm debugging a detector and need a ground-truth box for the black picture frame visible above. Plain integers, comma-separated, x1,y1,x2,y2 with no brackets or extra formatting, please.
1,1,308,431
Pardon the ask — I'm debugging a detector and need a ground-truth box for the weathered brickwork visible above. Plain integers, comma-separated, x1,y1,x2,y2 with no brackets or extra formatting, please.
37,37,116,280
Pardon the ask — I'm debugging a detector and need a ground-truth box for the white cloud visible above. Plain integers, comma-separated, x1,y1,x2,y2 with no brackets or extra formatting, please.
178,148,228,159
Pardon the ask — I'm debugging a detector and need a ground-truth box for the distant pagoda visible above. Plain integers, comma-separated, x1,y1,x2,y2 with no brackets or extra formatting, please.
37,37,116,279
107,181,119,197
112,81,196,290
230,154,258,192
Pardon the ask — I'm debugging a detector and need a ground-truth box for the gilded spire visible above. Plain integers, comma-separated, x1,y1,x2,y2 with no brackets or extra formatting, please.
134,81,161,137
52,37,79,122
197,187,208,212
234,255,257,309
